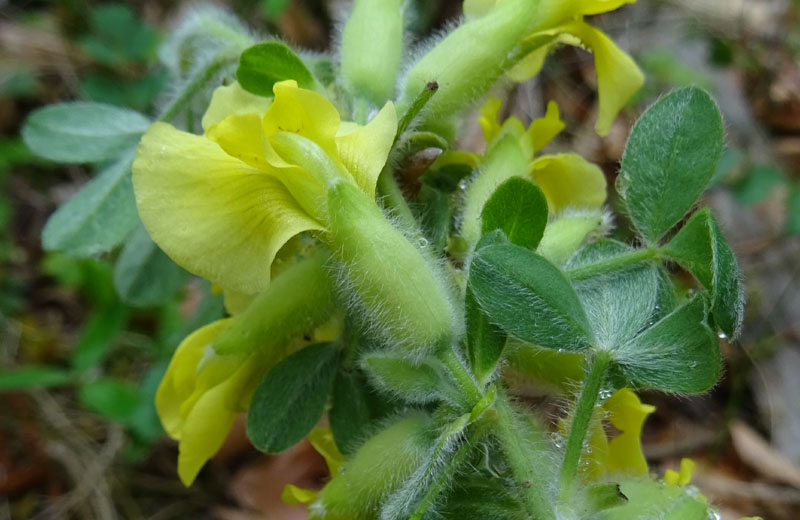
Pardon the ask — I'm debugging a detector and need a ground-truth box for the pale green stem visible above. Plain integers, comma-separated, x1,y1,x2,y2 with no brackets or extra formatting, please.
157,53,237,123
558,351,611,502
440,345,483,406
494,392,557,520
566,247,659,281
407,422,489,520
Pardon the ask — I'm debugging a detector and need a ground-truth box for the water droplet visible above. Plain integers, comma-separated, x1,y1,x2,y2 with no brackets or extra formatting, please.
550,432,565,448
717,331,728,339
706,509,721,520
689,361,698,368
458,179,469,190
417,237,429,248
599,389,613,400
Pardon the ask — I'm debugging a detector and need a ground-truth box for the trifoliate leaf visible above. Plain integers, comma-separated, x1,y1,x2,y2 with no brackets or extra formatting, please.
617,87,723,243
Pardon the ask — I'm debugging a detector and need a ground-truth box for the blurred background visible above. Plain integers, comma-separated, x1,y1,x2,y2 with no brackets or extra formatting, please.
1,0,799,518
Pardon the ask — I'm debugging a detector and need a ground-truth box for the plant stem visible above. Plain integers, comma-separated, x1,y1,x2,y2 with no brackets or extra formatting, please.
157,54,237,123
566,247,659,281
407,422,489,520
558,351,611,502
494,392,557,520
440,345,483,406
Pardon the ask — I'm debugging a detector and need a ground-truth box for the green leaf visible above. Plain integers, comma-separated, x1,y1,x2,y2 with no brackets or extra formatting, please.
465,286,507,384
71,304,128,370
79,378,142,422
481,177,548,250
732,165,785,206
330,369,374,456
247,342,339,453
591,477,710,520
786,184,800,236
0,366,74,391
617,87,724,243
361,351,455,404
614,297,720,393
585,483,628,512
469,242,594,352
113,226,189,307
567,241,660,350
262,0,291,21
237,42,316,97
439,476,526,520
23,103,149,163
42,154,139,257
661,209,744,338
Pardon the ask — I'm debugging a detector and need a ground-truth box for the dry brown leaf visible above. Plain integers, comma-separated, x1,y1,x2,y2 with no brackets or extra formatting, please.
730,419,800,489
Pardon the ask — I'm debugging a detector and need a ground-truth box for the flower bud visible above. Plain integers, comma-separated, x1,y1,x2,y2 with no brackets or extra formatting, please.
537,211,609,266
308,414,434,520
326,182,453,350
341,0,405,105
400,0,537,124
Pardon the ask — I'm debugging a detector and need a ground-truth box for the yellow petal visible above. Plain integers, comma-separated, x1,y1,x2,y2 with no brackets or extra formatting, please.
527,100,565,152
579,0,637,15
206,113,269,170
604,388,656,475
202,82,272,132
307,427,345,476
133,122,323,294
176,361,255,486
530,153,606,212
282,484,318,506
559,21,643,135
263,80,340,157
156,318,234,439
478,96,503,143
335,102,398,198
665,458,695,486
510,22,642,135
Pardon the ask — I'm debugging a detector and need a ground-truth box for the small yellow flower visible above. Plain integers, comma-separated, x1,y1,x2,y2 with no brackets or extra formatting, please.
465,0,643,135
585,388,656,479
460,97,607,247
133,80,396,295
664,457,695,486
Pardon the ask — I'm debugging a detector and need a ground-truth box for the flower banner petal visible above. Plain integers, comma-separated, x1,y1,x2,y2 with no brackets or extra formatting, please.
530,153,606,211
335,101,397,197
133,122,323,294
202,82,272,132
263,80,340,156
527,100,565,152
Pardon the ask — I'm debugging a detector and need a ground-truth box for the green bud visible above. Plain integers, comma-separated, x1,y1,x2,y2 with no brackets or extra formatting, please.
537,211,607,266
309,414,435,520
341,0,405,105
400,0,538,124
326,182,453,350
213,250,336,355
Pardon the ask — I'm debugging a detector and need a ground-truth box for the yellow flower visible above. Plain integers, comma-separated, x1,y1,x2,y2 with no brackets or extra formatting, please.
156,249,339,486
133,80,396,295
157,313,341,486
466,0,643,135
281,427,345,506
664,458,695,486
586,388,656,478
460,97,606,247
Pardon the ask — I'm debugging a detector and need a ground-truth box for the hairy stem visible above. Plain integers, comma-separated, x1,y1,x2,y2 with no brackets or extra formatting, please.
566,247,659,281
396,81,439,141
494,392,557,520
559,351,611,501
407,422,489,520
440,345,483,406
157,54,237,123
